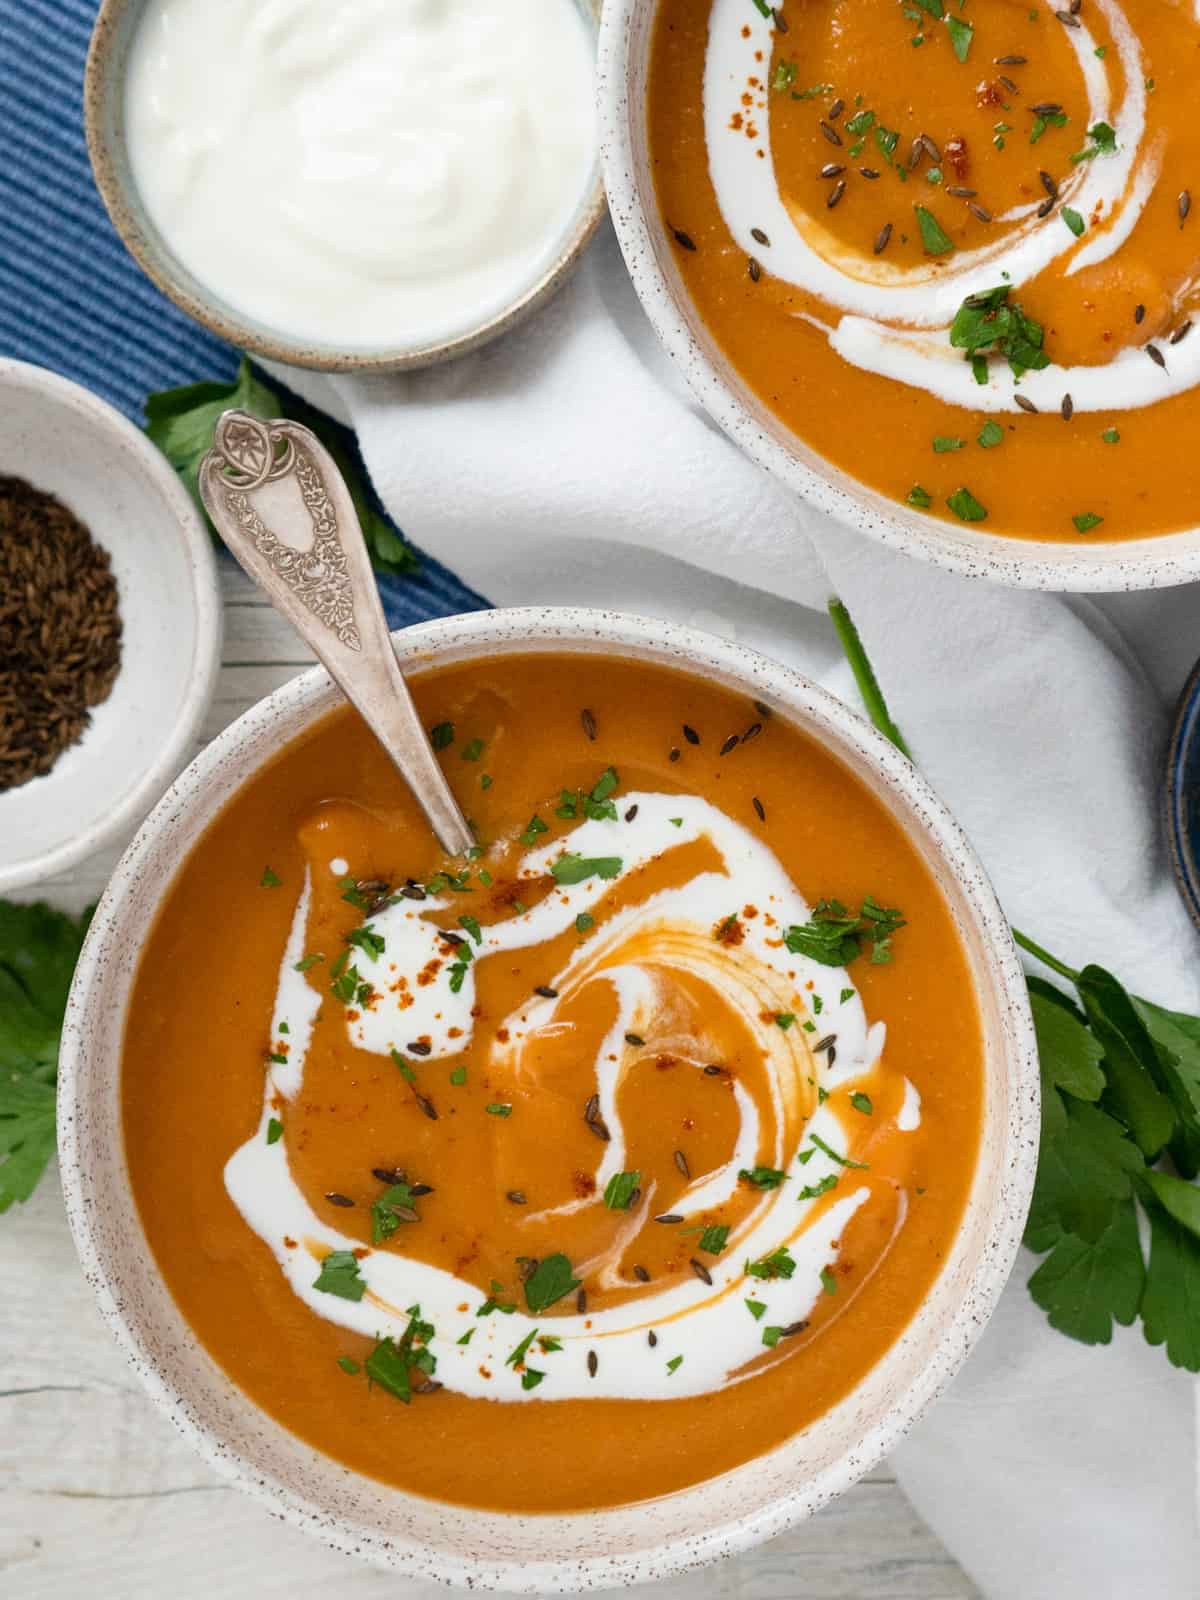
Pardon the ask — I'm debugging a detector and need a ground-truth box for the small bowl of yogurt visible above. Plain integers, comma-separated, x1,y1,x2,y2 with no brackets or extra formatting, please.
85,0,604,371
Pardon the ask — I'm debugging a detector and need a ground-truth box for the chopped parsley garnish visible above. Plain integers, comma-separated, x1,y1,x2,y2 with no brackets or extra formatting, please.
947,487,988,523
762,1325,784,1347
576,912,595,933
337,1356,360,1375
260,866,282,888
485,1102,512,1117
933,436,964,453
364,1306,436,1404
914,205,955,256
458,914,482,944
699,1224,730,1254
477,1279,517,1316
978,420,1005,449
521,1368,546,1390
820,1267,839,1295
1102,427,1121,444
557,768,621,823
391,1048,416,1083
312,1250,366,1302
945,13,972,61
950,285,1050,377
798,1173,840,1201
430,722,455,751
808,1132,870,1171
603,1170,641,1209
506,1327,539,1367
739,1165,788,1189
775,1012,795,1030
1070,120,1117,163
346,926,385,960
850,1092,874,1115
294,952,324,972
450,1064,467,1086
1061,206,1086,238
745,1246,797,1281
745,1298,767,1320
460,738,484,761
906,484,933,510
371,1180,421,1244
784,896,905,966
1073,512,1105,533
666,1355,684,1374
520,815,549,845
266,1117,283,1145
550,854,623,886
523,1252,581,1313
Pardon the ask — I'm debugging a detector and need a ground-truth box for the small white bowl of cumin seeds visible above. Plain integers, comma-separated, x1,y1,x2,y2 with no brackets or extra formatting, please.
0,359,221,893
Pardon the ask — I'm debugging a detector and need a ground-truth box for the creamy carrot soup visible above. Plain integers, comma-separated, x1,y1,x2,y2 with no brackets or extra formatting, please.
647,0,1200,542
122,655,983,1512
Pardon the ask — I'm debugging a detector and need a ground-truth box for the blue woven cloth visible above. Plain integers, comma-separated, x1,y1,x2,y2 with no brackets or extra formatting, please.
0,0,487,626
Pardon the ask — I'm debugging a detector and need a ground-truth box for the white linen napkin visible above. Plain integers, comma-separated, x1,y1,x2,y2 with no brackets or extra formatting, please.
279,221,1200,1599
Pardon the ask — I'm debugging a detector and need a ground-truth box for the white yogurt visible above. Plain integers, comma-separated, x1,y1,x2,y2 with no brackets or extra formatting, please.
226,791,919,1404
123,0,597,349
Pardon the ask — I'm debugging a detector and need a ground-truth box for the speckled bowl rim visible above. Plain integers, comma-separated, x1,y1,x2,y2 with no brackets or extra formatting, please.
597,0,1200,594
58,608,1039,1591
0,357,221,893
84,0,608,374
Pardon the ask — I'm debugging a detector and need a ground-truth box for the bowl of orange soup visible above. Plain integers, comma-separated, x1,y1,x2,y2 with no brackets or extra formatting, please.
59,609,1037,1589
600,0,1200,590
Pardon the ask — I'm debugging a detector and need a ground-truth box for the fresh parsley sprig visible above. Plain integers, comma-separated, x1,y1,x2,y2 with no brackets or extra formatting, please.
785,897,906,966
829,599,1200,1371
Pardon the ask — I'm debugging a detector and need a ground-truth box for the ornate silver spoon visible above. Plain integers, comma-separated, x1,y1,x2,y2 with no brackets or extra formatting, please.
198,409,474,856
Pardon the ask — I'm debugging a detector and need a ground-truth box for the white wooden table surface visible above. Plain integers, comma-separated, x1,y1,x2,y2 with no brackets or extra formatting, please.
0,561,978,1600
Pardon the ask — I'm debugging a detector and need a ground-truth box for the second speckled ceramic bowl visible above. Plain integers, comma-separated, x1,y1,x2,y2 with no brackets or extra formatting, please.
84,0,607,373
58,608,1039,1592
598,0,1200,592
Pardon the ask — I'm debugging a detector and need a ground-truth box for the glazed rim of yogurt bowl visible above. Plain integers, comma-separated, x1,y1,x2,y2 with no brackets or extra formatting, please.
597,0,1200,594
59,607,1039,1592
83,0,607,373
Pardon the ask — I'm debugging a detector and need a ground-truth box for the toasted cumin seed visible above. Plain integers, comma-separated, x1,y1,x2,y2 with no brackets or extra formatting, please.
1146,344,1167,369
507,1190,528,1205
820,162,845,179
946,186,977,198
1036,196,1056,219
998,75,1019,95
753,796,766,821
655,1213,684,1224
689,1258,714,1286
719,733,739,756
1055,10,1080,27
391,1205,420,1223
1015,394,1039,413
1181,191,1192,225
576,1288,588,1314
918,134,941,163
669,746,681,762
683,723,701,744
968,203,993,224
1135,303,1146,324
439,929,466,947
581,707,598,740
625,1031,646,1047
742,722,763,743
819,121,842,147
647,1330,658,1347
372,1167,405,1184
1171,322,1193,346
587,1350,598,1377
748,256,762,282
703,1064,723,1076
414,1092,438,1121
780,1319,810,1338
994,54,1027,65
584,1093,600,1123
674,1149,691,1179
325,1192,354,1207
907,138,923,172
813,1034,837,1053
587,1116,612,1142
672,228,696,252
534,984,559,999
1061,393,1074,420
408,1040,432,1056
829,98,845,120
409,1183,434,1197
750,226,770,246
827,1044,838,1067
859,166,881,180
624,803,639,821
1039,170,1058,198
1031,101,1063,116
826,179,846,210
634,1264,651,1283
873,221,893,255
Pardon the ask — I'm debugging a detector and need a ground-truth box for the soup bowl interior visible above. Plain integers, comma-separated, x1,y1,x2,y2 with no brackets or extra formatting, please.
59,609,1037,1591
597,0,1200,593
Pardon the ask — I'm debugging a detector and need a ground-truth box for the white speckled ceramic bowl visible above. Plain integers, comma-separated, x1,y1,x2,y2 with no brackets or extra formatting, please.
598,0,1200,593
0,359,220,893
59,609,1038,1591
85,0,607,373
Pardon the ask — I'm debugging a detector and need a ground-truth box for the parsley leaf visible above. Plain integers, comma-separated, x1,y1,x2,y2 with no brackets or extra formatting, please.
550,854,623,886
784,896,905,967
523,1253,580,1313
312,1250,366,1302
0,901,92,1212
949,285,1051,377
603,1170,641,1210
1027,1200,1145,1345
